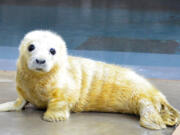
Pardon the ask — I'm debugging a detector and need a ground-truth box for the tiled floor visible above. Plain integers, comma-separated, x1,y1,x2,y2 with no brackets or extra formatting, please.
0,71,179,135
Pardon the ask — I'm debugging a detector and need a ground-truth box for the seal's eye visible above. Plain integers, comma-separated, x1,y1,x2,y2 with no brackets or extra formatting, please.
28,44,35,52
50,48,56,55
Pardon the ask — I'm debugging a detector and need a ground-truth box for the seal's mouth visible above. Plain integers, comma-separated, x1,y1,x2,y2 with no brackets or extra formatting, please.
35,68,44,72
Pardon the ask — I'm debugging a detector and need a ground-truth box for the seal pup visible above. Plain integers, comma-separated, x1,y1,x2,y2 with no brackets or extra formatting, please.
0,30,179,130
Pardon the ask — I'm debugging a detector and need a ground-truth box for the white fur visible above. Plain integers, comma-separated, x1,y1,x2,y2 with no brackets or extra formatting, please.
0,100,26,111
19,30,67,72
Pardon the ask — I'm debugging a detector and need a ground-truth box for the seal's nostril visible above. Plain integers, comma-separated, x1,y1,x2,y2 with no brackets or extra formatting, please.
41,60,46,64
36,59,39,64
36,59,46,64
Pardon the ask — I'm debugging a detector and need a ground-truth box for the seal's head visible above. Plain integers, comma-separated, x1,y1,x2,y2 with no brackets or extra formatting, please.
19,30,67,73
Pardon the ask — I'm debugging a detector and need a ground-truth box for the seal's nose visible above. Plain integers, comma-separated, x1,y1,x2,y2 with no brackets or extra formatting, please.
36,59,46,64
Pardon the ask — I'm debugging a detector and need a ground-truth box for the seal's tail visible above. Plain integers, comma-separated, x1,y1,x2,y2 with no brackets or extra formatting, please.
159,95,180,126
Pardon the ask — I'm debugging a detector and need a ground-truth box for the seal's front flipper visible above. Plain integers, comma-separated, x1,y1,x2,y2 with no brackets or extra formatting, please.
0,97,27,112
43,99,70,122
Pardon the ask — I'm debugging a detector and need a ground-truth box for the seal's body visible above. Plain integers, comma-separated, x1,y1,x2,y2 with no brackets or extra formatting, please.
0,30,179,130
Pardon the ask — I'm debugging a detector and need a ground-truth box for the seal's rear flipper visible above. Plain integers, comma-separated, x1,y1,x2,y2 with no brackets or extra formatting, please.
160,101,180,127
139,99,166,130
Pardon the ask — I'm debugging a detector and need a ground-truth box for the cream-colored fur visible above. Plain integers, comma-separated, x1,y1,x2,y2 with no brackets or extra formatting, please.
0,30,179,130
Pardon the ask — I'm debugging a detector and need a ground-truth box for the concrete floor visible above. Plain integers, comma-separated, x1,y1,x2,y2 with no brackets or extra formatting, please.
0,71,179,135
